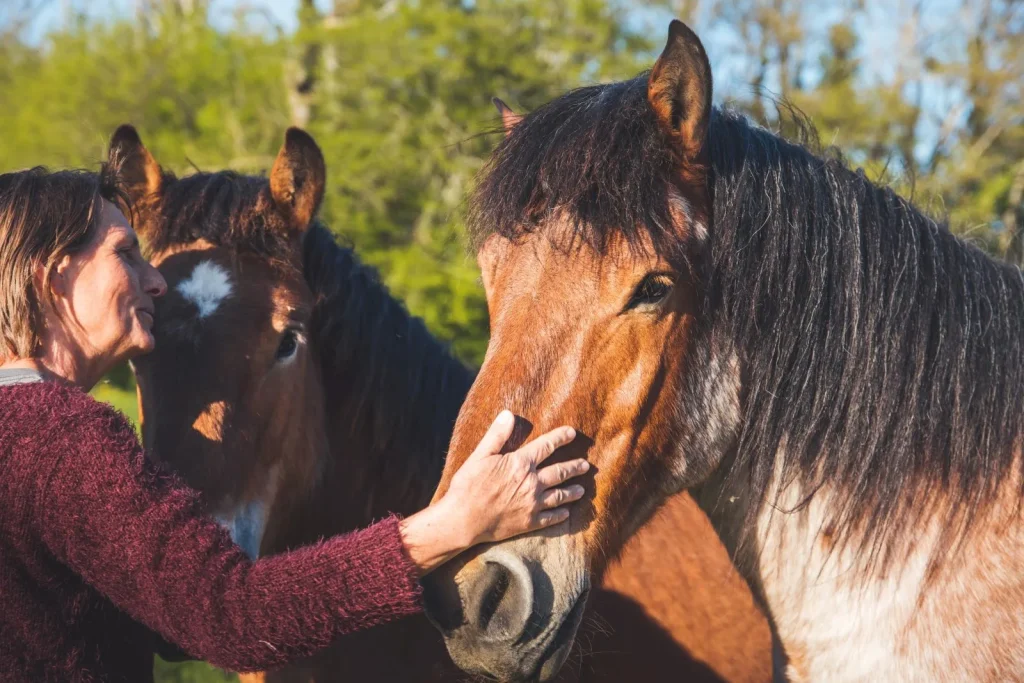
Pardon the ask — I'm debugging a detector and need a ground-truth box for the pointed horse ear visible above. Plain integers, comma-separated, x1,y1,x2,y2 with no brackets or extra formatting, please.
107,124,164,226
647,20,713,163
493,97,523,136
269,127,326,235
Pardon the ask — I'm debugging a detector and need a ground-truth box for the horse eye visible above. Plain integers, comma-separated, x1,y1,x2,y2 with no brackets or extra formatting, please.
275,330,300,361
627,274,674,310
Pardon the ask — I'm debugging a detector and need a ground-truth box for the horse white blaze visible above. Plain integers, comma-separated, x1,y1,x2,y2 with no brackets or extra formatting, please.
177,260,233,318
211,454,283,561
217,501,267,560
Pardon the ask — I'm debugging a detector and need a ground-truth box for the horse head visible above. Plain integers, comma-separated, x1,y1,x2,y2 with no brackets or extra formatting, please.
422,21,733,682
107,126,329,557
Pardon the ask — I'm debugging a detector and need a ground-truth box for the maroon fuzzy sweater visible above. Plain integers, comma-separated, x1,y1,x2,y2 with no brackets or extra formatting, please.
0,380,423,682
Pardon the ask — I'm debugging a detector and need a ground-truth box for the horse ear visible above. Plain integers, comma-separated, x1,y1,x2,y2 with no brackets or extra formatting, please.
107,124,163,216
492,97,522,136
647,20,713,163
269,127,326,235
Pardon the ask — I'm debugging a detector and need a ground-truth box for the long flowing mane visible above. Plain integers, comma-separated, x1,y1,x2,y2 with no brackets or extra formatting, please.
302,225,472,502
470,74,1024,570
151,171,473,507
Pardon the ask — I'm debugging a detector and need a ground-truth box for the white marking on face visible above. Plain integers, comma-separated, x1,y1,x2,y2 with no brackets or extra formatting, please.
216,500,266,560
177,260,233,318
215,464,282,561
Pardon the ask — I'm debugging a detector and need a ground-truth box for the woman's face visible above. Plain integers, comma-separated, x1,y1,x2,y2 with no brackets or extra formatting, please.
49,199,166,370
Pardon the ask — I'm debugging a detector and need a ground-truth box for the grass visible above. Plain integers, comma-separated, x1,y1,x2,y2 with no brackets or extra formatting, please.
91,380,140,424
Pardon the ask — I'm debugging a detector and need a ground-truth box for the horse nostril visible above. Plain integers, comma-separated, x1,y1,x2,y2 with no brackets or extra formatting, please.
421,573,464,636
477,562,512,633
469,555,534,643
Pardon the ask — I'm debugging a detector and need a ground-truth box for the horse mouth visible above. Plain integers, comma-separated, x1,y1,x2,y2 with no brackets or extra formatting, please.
533,587,590,682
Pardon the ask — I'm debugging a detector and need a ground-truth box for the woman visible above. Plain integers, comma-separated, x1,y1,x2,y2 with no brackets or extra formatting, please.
0,166,590,682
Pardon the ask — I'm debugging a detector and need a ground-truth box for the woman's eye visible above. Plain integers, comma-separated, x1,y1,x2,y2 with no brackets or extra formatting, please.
118,246,141,262
626,274,674,310
276,330,300,360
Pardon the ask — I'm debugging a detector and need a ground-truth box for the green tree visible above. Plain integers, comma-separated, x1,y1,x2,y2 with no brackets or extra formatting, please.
692,0,1022,259
287,0,661,361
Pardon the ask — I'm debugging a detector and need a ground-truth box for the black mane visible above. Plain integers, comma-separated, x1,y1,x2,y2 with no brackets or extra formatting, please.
303,225,472,507
472,73,1024,569
470,77,684,259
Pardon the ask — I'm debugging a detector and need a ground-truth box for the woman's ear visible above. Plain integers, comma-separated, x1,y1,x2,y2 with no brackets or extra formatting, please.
52,258,69,295
38,256,71,299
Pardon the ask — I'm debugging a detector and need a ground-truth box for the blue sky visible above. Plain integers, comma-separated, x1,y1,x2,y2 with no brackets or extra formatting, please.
26,0,895,94
28,0,308,39
26,0,933,91
24,0,969,167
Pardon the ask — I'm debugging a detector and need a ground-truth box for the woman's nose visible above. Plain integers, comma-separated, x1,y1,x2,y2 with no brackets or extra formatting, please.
144,263,168,298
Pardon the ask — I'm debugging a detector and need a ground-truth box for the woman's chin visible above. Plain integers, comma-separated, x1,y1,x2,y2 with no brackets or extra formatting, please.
128,329,157,356
137,334,157,355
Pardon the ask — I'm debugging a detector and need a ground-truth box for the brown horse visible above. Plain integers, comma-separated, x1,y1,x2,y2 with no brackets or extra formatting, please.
423,18,1024,683
107,123,770,682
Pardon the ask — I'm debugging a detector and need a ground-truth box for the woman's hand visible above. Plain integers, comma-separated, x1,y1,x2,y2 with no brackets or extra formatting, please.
400,410,589,575
443,410,588,544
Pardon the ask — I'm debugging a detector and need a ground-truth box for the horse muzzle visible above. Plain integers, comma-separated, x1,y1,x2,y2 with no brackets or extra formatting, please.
424,546,591,682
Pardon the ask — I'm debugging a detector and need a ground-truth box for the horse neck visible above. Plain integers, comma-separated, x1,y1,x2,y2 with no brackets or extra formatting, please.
699,112,1024,583
303,226,475,531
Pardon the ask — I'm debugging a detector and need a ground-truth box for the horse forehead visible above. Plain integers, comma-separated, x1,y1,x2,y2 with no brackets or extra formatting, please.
495,233,657,306
176,259,235,319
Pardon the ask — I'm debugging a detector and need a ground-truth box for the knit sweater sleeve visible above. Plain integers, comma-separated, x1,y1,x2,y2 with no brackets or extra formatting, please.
29,391,422,673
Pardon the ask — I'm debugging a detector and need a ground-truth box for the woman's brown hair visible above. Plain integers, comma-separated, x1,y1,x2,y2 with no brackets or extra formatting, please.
0,165,127,360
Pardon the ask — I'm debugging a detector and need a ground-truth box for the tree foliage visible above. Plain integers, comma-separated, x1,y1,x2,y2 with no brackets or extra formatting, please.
3,0,1019,364
692,0,1022,256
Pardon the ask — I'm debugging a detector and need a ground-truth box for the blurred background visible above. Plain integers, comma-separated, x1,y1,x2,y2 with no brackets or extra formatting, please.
1,1,1020,681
